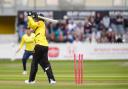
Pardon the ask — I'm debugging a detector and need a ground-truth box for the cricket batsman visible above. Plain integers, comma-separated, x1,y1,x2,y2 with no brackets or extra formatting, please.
16,29,35,75
25,12,57,84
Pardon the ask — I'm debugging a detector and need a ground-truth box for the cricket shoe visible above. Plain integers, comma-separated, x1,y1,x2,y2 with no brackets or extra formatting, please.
50,79,56,84
25,80,35,84
22,71,27,75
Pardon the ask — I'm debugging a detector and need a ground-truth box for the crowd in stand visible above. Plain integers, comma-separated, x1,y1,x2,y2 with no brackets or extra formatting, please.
17,12,128,43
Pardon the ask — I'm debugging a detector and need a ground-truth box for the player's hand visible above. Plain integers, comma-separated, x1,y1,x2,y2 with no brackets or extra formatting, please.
31,11,38,19
27,11,33,16
16,49,20,53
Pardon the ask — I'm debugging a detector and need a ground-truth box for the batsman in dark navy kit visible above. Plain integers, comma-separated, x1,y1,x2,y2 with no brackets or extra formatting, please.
25,12,56,84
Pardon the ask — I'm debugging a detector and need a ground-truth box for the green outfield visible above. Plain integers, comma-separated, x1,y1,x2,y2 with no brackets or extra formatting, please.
0,59,128,89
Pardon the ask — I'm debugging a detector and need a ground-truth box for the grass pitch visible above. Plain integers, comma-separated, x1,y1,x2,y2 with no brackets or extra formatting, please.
0,59,128,89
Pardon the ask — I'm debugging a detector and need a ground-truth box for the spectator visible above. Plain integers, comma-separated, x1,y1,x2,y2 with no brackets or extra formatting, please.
100,28,108,43
106,28,116,43
115,14,124,35
102,14,110,29
84,20,92,41
67,20,77,33
116,34,123,43
111,18,117,33
123,31,128,43
95,13,102,31
74,22,84,41
124,18,128,32
66,31,74,43
17,13,27,42
89,16,96,32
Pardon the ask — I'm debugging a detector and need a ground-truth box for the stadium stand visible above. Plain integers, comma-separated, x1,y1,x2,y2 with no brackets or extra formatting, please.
16,11,128,43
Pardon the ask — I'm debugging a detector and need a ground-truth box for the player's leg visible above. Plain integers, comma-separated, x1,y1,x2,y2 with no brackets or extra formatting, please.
22,50,32,74
28,45,41,82
39,46,56,84
25,53,38,84
22,50,29,74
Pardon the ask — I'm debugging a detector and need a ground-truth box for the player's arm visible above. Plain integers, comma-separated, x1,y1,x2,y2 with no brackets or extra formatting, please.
27,16,38,30
16,37,25,53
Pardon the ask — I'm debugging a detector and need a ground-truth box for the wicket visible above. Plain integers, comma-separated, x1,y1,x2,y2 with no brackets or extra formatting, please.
74,53,84,84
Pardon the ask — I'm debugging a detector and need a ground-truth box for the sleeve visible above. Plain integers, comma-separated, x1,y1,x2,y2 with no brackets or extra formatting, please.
38,21,45,28
19,36,25,50
27,16,38,30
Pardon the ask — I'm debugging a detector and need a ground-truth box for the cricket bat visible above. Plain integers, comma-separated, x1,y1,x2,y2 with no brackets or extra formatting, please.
38,16,59,23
